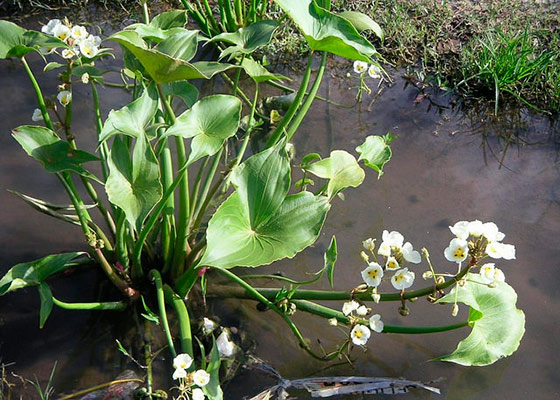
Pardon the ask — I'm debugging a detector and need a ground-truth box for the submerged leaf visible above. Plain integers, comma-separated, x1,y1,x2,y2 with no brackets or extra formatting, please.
0,252,87,295
275,0,377,61
355,135,392,178
210,20,279,60
437,273,525,366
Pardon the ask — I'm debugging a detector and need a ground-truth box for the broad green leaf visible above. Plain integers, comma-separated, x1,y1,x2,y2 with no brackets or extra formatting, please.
154,29,199,62
209,20,279,60
241,58,288,83
162,80,199,108
355,135,392,178
0,252,86,295
99,85,158,142
38,282,53,328
203,338,223,400
306,150,365,199
44,61,64,72
275,0,377,62
109,30,236,83
105,136,163,231
12,125,100,182
128,10,188,41
0,20,65,59
325,236,337,288
163,95,242,165
338,11,384,40
437,273,525,366
201,145,330,268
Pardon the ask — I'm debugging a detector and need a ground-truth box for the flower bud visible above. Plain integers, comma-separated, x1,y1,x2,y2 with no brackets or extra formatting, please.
360,251,369,262
328,317,338,326
436,276,446,285
421,248,430,258
451,304,459,317
458,278,466,287
427,293,438,303
422,271,433,280
372,293,381,303
362,238,375,252
398,305,410,316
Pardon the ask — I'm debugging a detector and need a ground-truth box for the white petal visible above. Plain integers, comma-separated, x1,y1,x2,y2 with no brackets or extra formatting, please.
192,388,205,400
385,256,400,271
468,220,484,237
444,238,468,263
500,244,516,260
193,369,210,387
402,242,421,264
361,263,383,287
391,268,415,290
378,242,391,257
172,367,187,380
217,331,235,357
32,108,44,122
493,267,506,282
449,221,470,240
173,353,193,370
356,305,368,316
350,325,370,346
342,300,360,315
368,314,384,333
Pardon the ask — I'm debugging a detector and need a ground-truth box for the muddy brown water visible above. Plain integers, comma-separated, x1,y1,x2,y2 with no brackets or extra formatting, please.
1,45,559,399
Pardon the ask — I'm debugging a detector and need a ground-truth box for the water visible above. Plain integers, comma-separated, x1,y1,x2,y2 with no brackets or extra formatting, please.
1,45,559,399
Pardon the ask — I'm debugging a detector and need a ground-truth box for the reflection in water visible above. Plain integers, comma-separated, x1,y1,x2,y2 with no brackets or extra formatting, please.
0,53,559,399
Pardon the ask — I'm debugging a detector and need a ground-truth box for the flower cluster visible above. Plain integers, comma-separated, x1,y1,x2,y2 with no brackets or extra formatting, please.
340,300,384,346
353,60,382,79
41,19,102,59
172,353,210,400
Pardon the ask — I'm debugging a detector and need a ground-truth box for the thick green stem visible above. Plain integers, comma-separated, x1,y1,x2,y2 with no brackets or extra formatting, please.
21,56,54,129
164,285,194,359
149,270,176,358
115,212,130,268
191,149,222,230
91,82,110,182
53,296,128,311
160,137,176,274
266,52,314,148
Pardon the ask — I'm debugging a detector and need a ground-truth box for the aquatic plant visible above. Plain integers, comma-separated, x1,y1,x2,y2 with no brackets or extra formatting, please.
0,1,525,398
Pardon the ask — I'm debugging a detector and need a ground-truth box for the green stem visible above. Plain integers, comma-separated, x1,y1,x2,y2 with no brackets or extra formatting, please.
21,56,54,130
189,156,210,218
160,137,176,275
266,52,314,148
115,211,130,268
232,54,245,96
144,322,153,397
91,82,110,182
141,0,150,24
149,270,176,358
285,52,327,141
191,149,222,230
53,296,128,311
164,285,194,359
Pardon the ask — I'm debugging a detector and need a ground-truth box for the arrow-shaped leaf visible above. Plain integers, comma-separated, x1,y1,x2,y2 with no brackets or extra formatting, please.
209,20,279,61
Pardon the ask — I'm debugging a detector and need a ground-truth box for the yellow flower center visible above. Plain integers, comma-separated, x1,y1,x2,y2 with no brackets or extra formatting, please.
58,33,67,40
388,261,397,268
454,248,464,258
368,270,378,278
395,275,403,282
354,330,363,338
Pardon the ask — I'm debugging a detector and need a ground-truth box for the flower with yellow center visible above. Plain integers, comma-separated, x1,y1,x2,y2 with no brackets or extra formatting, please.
385,256,400,271
444,238,468,263
353,60,368,74
173,353,193,371
192,369,210,387
391,268,415,290
41,19,61,35
52,24,71,42
342,300,360,316
368,64,381,79
479,263,506,284
350,324,371,346
71,25,88,41
486,241,515,260
79,36,99,58
192,388,205,400
361,262,383,288
57,90,72,107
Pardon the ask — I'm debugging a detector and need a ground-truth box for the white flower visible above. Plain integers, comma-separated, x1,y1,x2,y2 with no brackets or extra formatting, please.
444,238,469,263
71,25,88,41
57,90,72,107
192,369,210,387
468,220,484,237
362,238,375,251
342,300,360,316
32,108,43,122
192,388,205,400
91,35,103,46
449,220,470,240
385,256,399,271
368,314,384,333
216,331,235,357
378,230,404,257
61,48,77,59
79,36,99,58
328,317,338,326
356,305,369,316
202,317,217,335
368,64,381,79
361,262,383,288
173,353,193,371
172,367,187,380
350,324,370,346
81,72,90,84
41,19,61,35
401,242,421,263
391,268,415,290
353,60,368,74
52,24,71,42
486,241,515,260
479,263,506,284
482,222,505,242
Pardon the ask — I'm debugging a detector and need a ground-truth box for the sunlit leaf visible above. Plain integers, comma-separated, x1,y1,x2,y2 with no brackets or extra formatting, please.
12,125,100,182
0,20,65,59
305,150,365,200
38,282,53,328
0,252,87,295
241,58,288,83
105,136,162,231
338,11,384,40
162,80,199,108
99,85,159,142
201,144,330,268
275,0,377,62
154,28,199,61
437,273,525,366
129,10,188,41
325,236,337,288
44,61,64,72
163,95,242,165
355,135,392,178
209,20,279,60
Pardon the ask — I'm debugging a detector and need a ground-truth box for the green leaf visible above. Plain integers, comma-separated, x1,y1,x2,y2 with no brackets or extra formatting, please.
163,95,242,165
305,150,365,200
12,125,100,182
154,28,199,62
325,236,337,288
275,0,377,62
0,20,65,59
109,30,236,83
241,58,288,83
162,80,199,108
209,20,279,60
38,282,53,328
338,10,384,40
203,337,223,400
129,10,188,41
201,144,330,268
355,134,392,178
437,273,525,366
44,61,64,72
0,252,87,295
140,296,159,325
105,136,163,231
99,85,159,142
300,152,322,169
